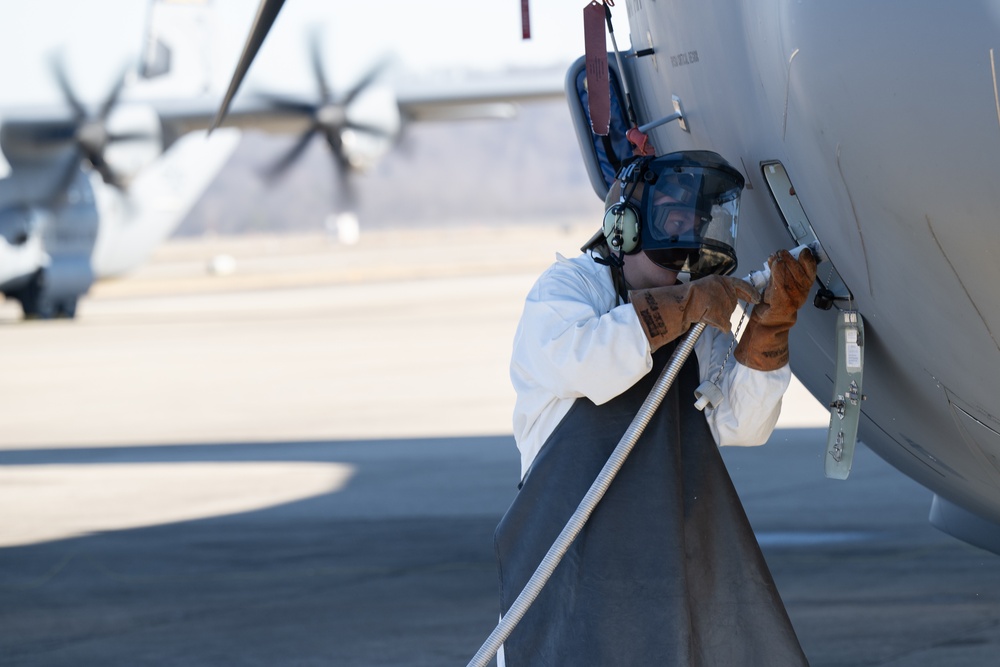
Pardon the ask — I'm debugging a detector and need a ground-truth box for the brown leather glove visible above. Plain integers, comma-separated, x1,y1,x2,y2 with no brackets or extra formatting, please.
631,275,760,352
735,248,818,370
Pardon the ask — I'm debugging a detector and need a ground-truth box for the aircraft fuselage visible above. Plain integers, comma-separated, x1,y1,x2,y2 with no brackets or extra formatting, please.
621,0,1000,550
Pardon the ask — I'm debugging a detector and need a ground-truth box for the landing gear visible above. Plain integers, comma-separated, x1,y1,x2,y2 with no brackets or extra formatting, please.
7,270,79,320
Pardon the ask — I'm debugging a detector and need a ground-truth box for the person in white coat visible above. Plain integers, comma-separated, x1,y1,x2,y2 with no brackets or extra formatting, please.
496,151,816,666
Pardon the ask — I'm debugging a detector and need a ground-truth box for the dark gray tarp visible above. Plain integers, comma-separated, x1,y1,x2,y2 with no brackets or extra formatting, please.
495,346,808,666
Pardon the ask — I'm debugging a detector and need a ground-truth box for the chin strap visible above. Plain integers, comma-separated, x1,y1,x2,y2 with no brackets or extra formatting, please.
586,237,628,305
592,250,624,269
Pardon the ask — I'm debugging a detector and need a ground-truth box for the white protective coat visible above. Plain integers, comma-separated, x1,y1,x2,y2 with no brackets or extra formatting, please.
510,252,791,479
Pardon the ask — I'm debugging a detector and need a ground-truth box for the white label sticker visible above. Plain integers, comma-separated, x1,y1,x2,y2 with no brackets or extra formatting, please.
845,329,862,371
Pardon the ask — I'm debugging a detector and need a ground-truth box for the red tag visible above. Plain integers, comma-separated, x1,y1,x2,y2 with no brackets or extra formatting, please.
521,0,531,39
584,2,610,135
627,127,655,156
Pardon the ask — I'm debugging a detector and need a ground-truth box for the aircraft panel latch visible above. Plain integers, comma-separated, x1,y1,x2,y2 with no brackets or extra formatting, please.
826,311,866,479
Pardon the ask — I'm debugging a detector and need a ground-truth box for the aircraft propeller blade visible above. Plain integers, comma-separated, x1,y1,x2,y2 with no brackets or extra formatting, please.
51,58,87,121
257,28,396,222
256,92,317,117
97,66,131,121
323,127,346,159
341,57,392,107
49,147,84,204
263,127,318,180
87,154,122,190
42,58,159,192
308,30,332,104
331,146,356,212
212,0,287,131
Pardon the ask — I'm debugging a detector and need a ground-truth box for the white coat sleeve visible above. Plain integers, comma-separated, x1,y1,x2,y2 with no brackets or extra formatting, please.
511,260,653,406
693,325,791,447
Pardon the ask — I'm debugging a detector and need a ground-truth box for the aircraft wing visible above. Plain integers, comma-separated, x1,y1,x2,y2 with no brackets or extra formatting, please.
393,69,567,122
142,67,567,145
0,71,567,158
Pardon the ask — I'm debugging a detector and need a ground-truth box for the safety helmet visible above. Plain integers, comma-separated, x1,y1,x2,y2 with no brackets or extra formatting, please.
601,151,745,278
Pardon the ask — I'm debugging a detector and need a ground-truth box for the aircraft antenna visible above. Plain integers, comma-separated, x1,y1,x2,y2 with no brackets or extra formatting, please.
602,2,638,128
211,0,286,132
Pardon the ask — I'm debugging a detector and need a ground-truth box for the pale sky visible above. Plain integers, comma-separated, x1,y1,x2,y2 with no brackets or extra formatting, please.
0,0,631,107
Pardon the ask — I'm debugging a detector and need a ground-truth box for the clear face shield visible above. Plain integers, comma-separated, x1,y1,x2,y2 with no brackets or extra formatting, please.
638,157,744,278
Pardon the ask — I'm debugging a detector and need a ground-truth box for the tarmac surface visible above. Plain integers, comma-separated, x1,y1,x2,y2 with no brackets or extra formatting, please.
2,224,1000,666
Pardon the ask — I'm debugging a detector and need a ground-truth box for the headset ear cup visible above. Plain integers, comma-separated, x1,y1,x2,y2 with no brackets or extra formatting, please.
602,204,641,254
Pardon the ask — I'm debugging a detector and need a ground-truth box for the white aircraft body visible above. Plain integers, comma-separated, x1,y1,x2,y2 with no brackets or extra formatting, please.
560,0,1000,555
0,106,241,317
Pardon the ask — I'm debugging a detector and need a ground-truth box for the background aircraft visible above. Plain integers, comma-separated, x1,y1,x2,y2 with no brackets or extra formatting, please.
0,0,577,319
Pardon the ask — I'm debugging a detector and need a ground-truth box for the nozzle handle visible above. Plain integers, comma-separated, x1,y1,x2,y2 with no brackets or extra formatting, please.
746,242,825,291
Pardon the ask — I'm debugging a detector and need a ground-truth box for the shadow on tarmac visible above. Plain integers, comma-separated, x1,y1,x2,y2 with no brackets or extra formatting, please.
3,431,1000,666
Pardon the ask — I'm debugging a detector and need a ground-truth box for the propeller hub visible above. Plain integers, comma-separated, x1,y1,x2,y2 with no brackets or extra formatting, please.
77,120,108,154
316,104,347,129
